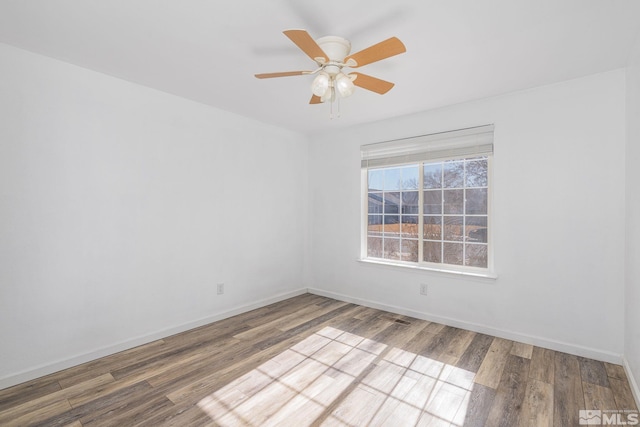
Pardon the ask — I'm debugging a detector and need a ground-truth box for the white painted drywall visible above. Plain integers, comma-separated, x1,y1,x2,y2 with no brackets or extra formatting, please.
307,70,627,361
0,38,635,394
0,42,308,386
625,35,640,400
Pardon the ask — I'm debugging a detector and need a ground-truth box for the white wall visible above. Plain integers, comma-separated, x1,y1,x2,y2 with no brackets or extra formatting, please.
0,37,634,393
625,36,640,400
0,43,308,388
307,70,627,362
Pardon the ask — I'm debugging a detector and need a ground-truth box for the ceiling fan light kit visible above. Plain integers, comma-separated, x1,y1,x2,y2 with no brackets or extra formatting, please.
255,29,406,117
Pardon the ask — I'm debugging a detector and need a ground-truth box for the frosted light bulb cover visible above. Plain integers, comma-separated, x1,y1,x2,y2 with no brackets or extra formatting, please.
311,73,330,97
321,87,335,103
335,73,355,97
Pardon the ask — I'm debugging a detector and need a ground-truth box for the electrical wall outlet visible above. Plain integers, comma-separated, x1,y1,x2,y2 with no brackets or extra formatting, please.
420,283,428,296
217,283,224,295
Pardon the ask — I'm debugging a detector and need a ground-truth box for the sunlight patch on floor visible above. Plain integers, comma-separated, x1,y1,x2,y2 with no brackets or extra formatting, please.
197,326,474,426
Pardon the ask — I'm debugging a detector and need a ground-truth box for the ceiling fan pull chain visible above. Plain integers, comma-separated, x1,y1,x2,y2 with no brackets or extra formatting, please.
329,93,334,120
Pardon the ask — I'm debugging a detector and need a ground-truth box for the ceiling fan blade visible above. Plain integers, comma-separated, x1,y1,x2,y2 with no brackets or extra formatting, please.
344,37,406,68
255,71,311,79
350,72,395,94
283,29,328,63
309,95,322,104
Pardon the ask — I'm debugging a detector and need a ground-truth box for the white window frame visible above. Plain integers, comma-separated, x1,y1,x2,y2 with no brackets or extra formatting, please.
360,125,496,279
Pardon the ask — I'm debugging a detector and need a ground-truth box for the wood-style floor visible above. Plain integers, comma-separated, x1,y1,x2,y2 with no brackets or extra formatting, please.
0,294,637,426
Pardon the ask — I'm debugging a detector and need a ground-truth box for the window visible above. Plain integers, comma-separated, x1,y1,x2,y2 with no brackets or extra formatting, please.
361,125,494,275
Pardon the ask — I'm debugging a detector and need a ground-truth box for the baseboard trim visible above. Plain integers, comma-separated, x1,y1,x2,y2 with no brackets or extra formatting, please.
0,288,307,391
623,357,640,409
307,287,623,365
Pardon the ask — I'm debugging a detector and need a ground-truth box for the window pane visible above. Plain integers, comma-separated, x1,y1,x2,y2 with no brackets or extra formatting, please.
465,159,488,187
384,192,400,214
444,161,464,188
424,190,442,214
401,216,419,238
368,192,383,214
423,216,442,240
383,215,400,236
424,163,442,189
444,216,464,241
402,191,419,214
401,166,419,190
466,244,488,267
384,238,400,260
368,169,384,191
368,215,383,236
443,242,463,265
444,189,464,214
383,168,401,190
368,237,382,258
466,188,488,215
466,216,488,243
423,241,442,263
401,239,419,262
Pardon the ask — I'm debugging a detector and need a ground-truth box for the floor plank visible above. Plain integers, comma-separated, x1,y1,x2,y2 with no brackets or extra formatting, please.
138,403,213,427
0,373,114,423
439,328,476,365
56,339,169,390
553,352,585,427
485,354,530,427
578,356,610,387
462,383,496,427
456,333,494,373
529,346,555,384
583,381,618,410
610,376,640,411
1,399,72,427
420,326,460,363
604,362,627,380
510,342,534,359
474,338,513,389
518,378,554,427
0,377,61,413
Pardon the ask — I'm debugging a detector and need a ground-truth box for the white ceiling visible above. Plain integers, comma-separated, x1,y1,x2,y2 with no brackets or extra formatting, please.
0,0,639,135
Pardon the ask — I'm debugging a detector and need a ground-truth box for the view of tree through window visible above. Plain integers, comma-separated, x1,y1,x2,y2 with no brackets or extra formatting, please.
367,157,489,269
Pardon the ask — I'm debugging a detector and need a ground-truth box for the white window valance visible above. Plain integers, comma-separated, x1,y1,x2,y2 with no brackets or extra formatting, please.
361,124,494,169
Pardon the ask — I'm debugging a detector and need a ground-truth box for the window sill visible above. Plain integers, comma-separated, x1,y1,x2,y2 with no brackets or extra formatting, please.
357,258,498,280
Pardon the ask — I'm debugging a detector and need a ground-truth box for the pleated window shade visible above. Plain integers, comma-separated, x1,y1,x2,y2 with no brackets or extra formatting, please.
361,125,494,169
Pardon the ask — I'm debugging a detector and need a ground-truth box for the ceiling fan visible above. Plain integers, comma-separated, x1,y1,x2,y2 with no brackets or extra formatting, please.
255,30,406,105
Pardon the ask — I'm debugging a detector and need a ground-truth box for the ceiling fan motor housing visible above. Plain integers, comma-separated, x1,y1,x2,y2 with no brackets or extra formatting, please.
316,36,351,75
